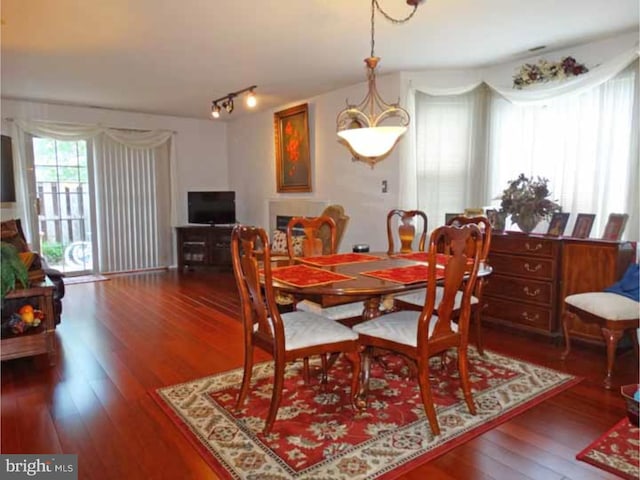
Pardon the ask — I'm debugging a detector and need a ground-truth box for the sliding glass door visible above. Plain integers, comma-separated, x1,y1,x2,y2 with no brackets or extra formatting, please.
31,137,96,275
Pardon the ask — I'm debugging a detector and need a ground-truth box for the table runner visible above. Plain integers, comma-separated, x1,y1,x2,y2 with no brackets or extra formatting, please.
362,264,444,284
300,252,382,267
270,264,354,287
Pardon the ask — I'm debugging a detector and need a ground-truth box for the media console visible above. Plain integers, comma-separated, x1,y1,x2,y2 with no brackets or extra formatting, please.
176,225,234,271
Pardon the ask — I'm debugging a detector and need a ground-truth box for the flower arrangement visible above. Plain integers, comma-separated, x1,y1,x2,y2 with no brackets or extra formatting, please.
498,174,561,233
513,56,588,89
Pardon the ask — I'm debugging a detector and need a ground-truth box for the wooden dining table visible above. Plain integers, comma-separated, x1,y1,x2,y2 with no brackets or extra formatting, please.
269,252,492,321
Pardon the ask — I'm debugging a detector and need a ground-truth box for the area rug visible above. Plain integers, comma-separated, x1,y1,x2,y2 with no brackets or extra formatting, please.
151,348,580,480
63,274,110,285
576,418,640,479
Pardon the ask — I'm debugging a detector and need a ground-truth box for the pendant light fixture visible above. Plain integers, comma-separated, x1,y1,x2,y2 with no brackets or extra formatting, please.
337,0,424,167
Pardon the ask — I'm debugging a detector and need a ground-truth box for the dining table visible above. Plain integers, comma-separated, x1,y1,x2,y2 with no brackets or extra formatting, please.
268,251,492,321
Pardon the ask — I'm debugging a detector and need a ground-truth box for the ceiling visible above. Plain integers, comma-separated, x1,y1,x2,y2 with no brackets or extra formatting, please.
1,0,638,120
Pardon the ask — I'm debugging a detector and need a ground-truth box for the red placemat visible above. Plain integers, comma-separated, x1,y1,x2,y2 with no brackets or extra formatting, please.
270,264,354,288
361,264,444,285
300,253,382,267
394,252,473,266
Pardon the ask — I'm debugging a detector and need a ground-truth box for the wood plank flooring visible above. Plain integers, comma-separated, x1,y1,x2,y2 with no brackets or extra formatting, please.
1,269,636,479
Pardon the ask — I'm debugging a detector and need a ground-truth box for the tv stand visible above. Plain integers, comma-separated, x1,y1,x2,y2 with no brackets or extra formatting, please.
176,225,234,271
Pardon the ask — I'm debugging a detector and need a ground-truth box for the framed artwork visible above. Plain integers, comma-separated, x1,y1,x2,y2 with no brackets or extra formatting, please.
486,209,506,232
546,212,570,237
602,213,629,241
274,103,311,193
463,208,484,217
445,213,462,225
571,213,595,239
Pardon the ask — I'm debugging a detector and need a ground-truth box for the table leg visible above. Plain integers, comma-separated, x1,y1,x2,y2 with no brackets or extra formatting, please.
363,297,382,320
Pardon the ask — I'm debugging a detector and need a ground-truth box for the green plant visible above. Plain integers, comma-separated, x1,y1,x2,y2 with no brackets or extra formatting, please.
1,242,29,299
42,241,64,264
498,173,561,221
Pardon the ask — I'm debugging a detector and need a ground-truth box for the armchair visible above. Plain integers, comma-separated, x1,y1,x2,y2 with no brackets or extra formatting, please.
1,219,65,325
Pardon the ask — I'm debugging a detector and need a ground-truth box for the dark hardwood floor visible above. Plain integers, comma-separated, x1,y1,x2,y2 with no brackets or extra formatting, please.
1,269,636,479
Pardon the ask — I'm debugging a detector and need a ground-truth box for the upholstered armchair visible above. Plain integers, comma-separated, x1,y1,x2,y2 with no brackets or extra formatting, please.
1,219,65,325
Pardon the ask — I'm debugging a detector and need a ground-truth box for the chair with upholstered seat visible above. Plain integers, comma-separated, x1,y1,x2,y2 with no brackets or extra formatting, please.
561,264,640,389
386,209,428,254
319,204,350,254
394,215,492,355
231,225,361,434
354,223,483,436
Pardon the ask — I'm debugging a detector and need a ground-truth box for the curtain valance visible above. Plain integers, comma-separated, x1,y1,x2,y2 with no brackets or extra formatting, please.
14,120,173,149
410,46,639,105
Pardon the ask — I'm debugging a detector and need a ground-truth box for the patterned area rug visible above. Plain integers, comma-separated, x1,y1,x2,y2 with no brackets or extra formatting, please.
577,418,640,479
151,349,579,480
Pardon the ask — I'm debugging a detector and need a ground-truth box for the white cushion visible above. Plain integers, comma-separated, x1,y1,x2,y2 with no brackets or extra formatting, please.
280,310,359,350
395,286,478,308
296,299,365,320
565,292,640,320
352,310,458,348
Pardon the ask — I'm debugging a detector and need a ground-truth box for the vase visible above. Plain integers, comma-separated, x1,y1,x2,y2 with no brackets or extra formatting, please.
512,214,540,234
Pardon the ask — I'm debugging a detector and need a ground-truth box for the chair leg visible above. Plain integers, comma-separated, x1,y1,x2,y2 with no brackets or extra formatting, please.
355,347,372,410
601,327,624,390
303,357,311,384
344,350,362,410
235,345,254,410
320,354,329,384
560,311,575,360
264,356,286,434
417,356,441,436
458,347,476,415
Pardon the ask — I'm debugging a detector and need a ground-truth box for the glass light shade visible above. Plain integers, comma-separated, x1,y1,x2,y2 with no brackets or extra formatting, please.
337,126,407,160
246,92,257,108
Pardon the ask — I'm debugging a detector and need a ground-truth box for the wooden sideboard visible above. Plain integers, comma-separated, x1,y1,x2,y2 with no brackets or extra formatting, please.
483,232,636,344
176,225,234,271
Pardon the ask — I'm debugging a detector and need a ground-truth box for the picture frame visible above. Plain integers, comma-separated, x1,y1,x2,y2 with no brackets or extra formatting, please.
546,212,570,237
445,213,462,225
486,209,506,232
571,213,595,239
602,213,629,241
463,208,484,217
274,103,311,193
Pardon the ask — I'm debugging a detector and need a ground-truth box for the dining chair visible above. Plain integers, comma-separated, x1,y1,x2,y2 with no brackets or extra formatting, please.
287,216,366,322
394,215,492,355
353,223,483,436
386,209,428,255
231,225,361,434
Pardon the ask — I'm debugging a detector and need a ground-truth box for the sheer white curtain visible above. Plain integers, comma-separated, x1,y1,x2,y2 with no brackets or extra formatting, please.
487,63,639,239
413,86,488,227
11,120,175,271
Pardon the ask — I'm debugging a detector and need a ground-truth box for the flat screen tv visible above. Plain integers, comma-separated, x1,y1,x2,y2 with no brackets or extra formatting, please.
188,191,236,225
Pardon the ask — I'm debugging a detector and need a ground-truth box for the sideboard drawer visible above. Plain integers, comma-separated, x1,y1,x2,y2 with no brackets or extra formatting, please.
484,297,554,332
488,255,554,281
491,234,556,257
484,275,553,306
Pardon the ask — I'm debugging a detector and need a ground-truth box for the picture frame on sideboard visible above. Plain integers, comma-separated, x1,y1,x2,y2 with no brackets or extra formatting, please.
547,212,570,237
602,213,629,241
571,213,596,239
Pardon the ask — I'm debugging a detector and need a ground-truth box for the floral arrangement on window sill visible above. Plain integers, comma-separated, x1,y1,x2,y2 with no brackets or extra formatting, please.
513,56,589,89
495,173,561,234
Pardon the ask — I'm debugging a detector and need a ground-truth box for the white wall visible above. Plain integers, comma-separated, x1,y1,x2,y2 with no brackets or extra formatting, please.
228,73,405,252
0,98,228,227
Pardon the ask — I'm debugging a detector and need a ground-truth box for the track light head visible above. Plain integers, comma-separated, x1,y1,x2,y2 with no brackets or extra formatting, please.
211,103,221,119
246,89,257,108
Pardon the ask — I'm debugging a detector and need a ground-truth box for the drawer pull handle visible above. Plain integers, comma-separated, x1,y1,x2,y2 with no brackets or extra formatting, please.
521,312,540,322
524,263,542,272
524,242,543,252
523,286,540,297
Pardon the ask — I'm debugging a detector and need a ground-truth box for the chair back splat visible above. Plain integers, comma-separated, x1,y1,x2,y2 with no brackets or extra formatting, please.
386,209,428,254
231,224,361,434
286,216,337,258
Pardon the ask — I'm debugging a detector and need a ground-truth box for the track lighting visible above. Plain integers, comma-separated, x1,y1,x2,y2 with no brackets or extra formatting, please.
210,85,257,119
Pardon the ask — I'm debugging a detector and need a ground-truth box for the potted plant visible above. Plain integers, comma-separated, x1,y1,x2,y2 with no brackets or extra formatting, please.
1,242,29,300
497,174,561,233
